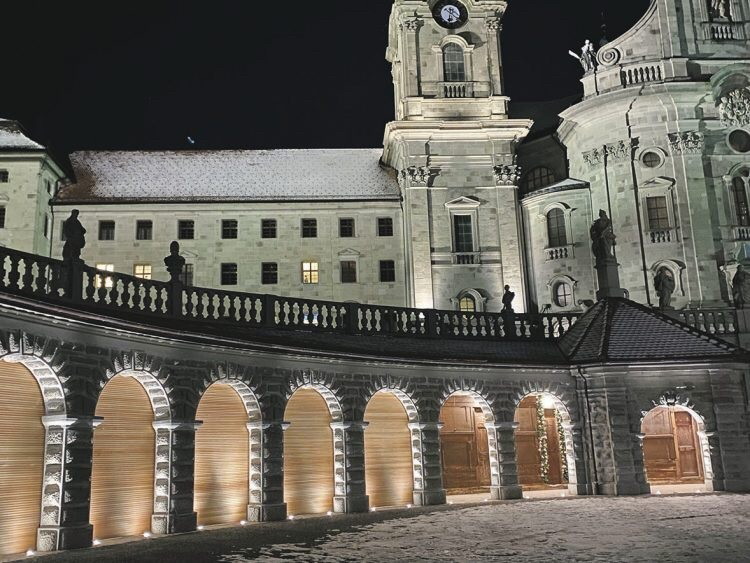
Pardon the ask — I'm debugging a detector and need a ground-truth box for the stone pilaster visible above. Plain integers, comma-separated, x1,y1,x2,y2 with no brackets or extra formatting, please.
408,422,446,506
485,18,503,95
564,421,592,495
151,421,199,534
709,370,750,492
247,422,287,522
488,422,523,500
331,422,369,513
402,18,422,97
36,415,97,552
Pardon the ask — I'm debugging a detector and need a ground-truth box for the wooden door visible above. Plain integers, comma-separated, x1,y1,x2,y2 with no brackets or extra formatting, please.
439,395,490,491
284,388,334,516
514,396,542,486
195,383,249,526
642,407,703,484
0,362,45,556
364,392,413,508
673,411,702,479
544,409,563,485
90,376,155,540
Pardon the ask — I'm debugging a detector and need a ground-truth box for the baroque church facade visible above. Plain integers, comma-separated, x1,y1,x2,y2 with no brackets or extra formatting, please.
1,0,750,315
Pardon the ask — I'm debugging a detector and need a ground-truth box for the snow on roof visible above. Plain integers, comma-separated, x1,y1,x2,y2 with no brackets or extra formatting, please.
0,118,44,150
58,149,401,202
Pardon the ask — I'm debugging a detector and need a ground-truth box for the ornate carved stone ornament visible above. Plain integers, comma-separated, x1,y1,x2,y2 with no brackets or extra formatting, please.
493,164,522,186
606,140,633,161
597,45,621,66
400,166,431,187
582,147,604,167
402,17,423,32
668,131,704,154
719,87,750,127
485,17,501,32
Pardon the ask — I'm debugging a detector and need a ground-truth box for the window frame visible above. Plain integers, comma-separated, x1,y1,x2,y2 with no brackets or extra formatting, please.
377,217,394,237
221,219,239,240
638,177,676,236
133,263,152,280
338,217,355,238
180,264,194,286
94,263,114,289
261,262,278,285
302,261,319,284
645,195,671,230
301,218,317,238
727,168,750,228
0,170,8,183
523,166,556,192
98,220,116,241
261,218,277,239
136,220,153,241
340,260,357,284
0,206,5,229
546,275,578,311
545,208,568,248
432,36,474,85
379,260,396,283
178,219,195,240
220,262,238,286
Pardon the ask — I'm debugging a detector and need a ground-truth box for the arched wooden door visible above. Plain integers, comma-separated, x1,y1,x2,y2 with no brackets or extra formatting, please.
90,376,156,540
439,394,491,493
642,406,704,484
284,388,334,516
514,395,566,487
0,362,46,556
364,392,413,508
195,383,249,525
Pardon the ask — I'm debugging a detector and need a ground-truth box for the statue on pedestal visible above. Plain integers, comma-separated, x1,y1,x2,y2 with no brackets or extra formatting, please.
590,210,616,264
164,241,186,283
501,285,516,337
711,0,730,19
62,209,86,262
568,40,598,74
732,265,750,309
654,267,675,310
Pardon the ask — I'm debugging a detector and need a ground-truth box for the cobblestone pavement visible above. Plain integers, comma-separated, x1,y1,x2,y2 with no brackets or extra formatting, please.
26,493,750,563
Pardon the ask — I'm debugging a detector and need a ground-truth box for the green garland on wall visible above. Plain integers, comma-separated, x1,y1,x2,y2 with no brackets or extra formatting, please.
556,410,569,482
536,396,550,484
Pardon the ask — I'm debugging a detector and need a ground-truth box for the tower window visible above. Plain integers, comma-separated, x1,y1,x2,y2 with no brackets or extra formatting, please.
301,218,317,238
458,295,476,312
443,43,466,82
524,167,556,191
178,220,195,240
379,260,396,282
261,219,277,239
377,217,394,237
221,263,238,285
262,262,278,285
136,220,153,240
646,196,670,230
546,208,567,247
98,221,115,241
222,219,238,239
453,215,474,253
733,174,750,226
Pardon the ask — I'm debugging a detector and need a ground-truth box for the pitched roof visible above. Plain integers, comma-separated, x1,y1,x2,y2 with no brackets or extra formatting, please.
559,298,740,364
0,118,44,150
56,149,401,203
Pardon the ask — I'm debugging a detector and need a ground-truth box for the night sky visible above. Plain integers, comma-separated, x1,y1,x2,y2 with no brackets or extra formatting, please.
1,1,649,155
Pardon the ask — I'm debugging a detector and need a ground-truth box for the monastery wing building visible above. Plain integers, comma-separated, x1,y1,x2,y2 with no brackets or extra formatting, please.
0,0,749,558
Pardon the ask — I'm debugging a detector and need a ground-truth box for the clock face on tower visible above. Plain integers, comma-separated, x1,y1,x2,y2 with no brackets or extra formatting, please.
433,0,468,29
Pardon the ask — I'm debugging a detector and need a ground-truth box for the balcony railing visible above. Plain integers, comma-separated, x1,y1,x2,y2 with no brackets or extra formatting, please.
0,246,580,342
438,81,475,98
674,308,737,336
546,246,571,261
452,252,480,265
649,229,674,244
734,226,750,241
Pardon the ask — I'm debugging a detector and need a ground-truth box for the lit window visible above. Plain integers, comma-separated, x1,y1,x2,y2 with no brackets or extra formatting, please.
221,263,237,285
453,215,474,253
377,217,394,237
0,170,8,183
554,282,572,307
340,260,357,283
95,263,114,289
262,262,278,285
379,260,396,282
134,264,152,280
136,220,153,240
302,262,319,284
339,218,354,238
178,220,195,240
222,219,238,239
0,207,5,228
261,219,277,239
301,218,317,238
98,221,115,241
181,264,194,286
459,295,476,312
546,208,567,247
733,172,750,226
646,196,670,230
523,167,556,191
443,43,466,82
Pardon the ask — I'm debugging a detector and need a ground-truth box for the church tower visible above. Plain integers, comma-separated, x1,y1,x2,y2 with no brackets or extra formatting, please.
383,0,532,312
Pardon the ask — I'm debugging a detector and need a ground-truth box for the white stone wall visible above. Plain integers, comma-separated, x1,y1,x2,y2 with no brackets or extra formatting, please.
51,201,407,306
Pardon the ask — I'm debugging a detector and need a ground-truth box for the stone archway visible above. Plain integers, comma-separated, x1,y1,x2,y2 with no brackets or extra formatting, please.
90,370,171,540
641,403,714,492
513,392,578,496
364,389,419,508
283,384,343,516
439,390,499,497
194,380,262,526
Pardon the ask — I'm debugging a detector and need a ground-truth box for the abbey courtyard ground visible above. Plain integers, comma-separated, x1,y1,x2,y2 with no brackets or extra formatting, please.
21,493,750,563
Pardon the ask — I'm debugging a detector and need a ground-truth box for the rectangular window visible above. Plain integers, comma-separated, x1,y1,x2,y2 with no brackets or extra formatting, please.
379,260,396,282
133,264,152,279
136,220,153,240
262,262,278,285
0,170,8,183
0,207,5,229
98,220,115,241
301,218,317,238
222,219,238,239
261,219,277,239
302,261,319,284
180,264,194,286
221,263,238,285
178,220,195,240
646,196,670,230
339,218,354,238
43,215,49,238
453,215,474,252
377,217,394,237
340,260,357,283
95,263,114,289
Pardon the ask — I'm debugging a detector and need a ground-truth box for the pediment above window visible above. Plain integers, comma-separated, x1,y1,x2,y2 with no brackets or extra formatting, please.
444,196,481,209
640,176,675,191
337,248,361,257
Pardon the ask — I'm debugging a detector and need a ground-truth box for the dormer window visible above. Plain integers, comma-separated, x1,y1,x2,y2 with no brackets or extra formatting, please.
443,43,466,82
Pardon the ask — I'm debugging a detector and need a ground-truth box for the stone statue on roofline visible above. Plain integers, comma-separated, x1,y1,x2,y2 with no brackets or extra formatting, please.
654,267,675,310
732,264,750,309
62,209,86,262
568,40,597,74
501,285,516,337
590,209,616,265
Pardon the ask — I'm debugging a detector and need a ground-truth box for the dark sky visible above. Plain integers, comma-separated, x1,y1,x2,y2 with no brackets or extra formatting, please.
1,1,649,155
